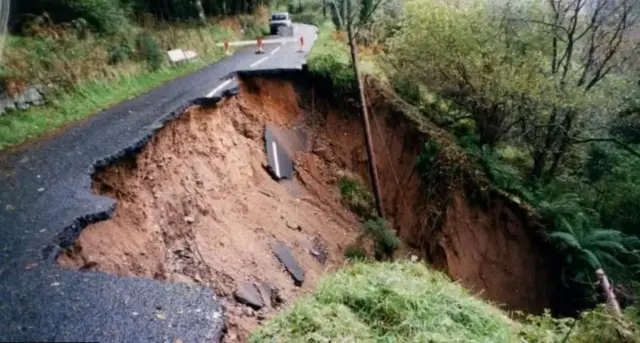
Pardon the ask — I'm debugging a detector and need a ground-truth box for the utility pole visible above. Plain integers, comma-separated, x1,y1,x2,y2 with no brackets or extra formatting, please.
346,0,384,218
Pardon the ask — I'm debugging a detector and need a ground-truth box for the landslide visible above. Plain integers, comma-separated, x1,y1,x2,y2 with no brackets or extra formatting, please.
57,73,556,341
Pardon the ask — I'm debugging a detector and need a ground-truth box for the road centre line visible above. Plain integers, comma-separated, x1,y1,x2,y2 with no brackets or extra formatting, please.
250,56,269,68
270,46,281,55
205,78,233,98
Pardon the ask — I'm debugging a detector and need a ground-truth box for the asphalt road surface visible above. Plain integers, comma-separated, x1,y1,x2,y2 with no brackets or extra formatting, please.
0,23,318,342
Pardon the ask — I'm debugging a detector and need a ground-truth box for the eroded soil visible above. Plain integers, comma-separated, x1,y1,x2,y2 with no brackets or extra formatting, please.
59,75,555,342
58,78,362,342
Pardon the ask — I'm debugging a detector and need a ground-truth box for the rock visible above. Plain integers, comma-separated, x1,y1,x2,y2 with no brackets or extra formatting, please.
183,216,195,224
24,87,43,105
255,282,275,309
286,221,302,231
242,306,255,317
234,282,264,310
270,241,305,286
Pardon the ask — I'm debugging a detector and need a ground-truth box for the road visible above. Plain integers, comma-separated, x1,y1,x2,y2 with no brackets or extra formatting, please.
0,23,317,342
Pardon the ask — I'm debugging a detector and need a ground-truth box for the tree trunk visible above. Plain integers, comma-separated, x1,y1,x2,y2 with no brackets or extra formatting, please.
596,269,621,316
323,0,327,19
194,0,206,24
346,0,384,218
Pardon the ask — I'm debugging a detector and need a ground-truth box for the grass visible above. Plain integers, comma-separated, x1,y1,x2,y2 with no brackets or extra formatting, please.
338,175,375,218
0,63,203,150
306,21,385,97
0,11,269,151
250,261,523,342
251,261,640,343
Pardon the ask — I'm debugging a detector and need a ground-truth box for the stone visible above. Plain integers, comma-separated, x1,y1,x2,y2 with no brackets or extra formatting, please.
234,282,264,310
286,221,302,231
255,282,275,308
242,306,255,317
270,241,305,286
24,87,43,105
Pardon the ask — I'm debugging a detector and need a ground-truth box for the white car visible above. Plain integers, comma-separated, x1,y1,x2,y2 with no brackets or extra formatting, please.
270,12,293,35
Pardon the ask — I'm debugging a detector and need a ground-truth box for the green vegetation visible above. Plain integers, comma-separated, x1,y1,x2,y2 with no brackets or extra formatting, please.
1,1,272,150
338,175,375,218
0,63,201,149
381,0,640,313
251,261,640,342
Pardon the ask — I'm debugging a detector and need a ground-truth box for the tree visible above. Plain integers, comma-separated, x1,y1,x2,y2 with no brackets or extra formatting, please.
523,0,640,180
387,0,640,181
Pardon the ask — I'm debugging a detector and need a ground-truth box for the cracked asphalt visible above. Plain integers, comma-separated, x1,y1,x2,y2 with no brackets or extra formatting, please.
0,24,317,342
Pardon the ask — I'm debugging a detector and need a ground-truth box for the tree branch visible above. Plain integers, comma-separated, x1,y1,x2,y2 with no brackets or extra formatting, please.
570,137,640,158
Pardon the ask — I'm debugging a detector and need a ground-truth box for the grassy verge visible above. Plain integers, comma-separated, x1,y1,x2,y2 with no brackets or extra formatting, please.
306,21,384,97
0,63,204,150
0,12,269,151
251,261,639,342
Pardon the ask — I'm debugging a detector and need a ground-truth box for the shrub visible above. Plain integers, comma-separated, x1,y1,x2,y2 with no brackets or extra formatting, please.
61,0,131,35
338,175,374,218
344,243,368,261
363,217,400,260
107,40,133,65
135,32,163,70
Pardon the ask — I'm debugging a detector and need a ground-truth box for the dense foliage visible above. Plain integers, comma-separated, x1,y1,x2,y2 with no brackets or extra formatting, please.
382,0,640,312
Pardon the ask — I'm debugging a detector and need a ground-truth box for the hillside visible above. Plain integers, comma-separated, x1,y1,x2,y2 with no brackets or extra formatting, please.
2,0,640,342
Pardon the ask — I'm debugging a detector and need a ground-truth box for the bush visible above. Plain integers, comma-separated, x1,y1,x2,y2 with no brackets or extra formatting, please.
61,0,131,35
107,40,133,65
309,53,356,96
238,14,269,39
135,32,163,70
364,217,400,260
391,73,422,106
344,243,368,261
338,176,375,218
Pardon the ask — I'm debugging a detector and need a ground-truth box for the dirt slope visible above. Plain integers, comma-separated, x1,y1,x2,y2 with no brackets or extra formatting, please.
58,78,362,342
58,74,555,342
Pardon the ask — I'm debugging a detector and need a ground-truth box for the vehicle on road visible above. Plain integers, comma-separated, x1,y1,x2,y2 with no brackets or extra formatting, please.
270,12,292,35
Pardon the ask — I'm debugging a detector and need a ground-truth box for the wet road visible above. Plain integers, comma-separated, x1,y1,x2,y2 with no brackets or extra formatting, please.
0,24,317,342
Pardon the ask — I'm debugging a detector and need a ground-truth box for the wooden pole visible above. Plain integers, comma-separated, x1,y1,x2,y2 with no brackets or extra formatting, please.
346,0,384,218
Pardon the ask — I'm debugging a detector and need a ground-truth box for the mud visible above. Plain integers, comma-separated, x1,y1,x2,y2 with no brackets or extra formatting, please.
58,74,555,342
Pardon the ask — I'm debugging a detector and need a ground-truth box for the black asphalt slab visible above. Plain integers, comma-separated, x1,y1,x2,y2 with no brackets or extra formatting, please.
0,24,318,342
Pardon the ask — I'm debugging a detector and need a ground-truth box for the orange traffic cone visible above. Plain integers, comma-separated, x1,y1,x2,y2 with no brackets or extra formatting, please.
256,37,265,54
297,36,304,53
223,40,230,55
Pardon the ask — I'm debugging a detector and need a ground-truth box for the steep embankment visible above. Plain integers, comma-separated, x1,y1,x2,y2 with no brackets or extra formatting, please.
57,73,555,341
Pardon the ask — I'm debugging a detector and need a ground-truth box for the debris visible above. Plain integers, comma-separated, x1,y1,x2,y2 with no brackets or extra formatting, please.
310,236,329,265
24,263,38,270
286,221,302,231
255,282,275,309
270,241,305,286
242,306,255,317
183,216,195,224
155,311,166,320
37,188,45,193
411,254,419,262
51,282,60,287
234,282,264,309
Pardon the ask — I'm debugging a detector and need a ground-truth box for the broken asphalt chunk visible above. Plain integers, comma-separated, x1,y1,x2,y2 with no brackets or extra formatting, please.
234,282,264,310
270,241,305,286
